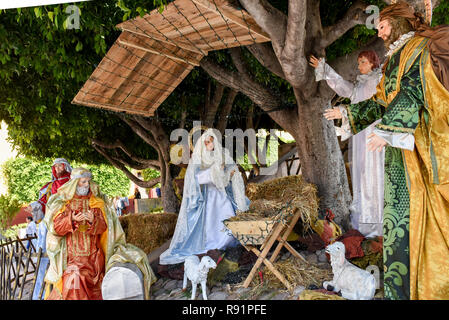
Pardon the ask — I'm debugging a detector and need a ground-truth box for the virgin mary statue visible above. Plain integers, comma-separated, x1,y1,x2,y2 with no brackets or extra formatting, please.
159,129,249,265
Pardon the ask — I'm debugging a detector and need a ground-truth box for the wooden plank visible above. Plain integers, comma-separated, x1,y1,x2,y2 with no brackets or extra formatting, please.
192,0,270,41
92,44,145,105
142,63,195,113
119,54,187,112
224,219,276,238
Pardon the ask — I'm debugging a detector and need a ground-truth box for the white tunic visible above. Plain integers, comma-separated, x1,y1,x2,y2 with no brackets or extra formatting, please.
315,59,385,237
196,167,236,251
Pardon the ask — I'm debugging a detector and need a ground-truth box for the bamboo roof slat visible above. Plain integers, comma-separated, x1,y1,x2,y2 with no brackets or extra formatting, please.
73,0,271,116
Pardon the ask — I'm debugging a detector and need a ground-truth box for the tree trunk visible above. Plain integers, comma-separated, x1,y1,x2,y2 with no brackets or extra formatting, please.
161,162,179,214
292,90,352,228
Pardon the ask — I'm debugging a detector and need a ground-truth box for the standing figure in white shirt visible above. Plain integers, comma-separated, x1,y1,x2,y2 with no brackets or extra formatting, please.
309,51,384,237
25,216,37,250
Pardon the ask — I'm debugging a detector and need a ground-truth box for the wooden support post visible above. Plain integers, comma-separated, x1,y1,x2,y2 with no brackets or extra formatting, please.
18,246,33,300
11,246,24,299
242,222,284,288
29,248,43,300
38,260,50,300
270,209,307,264
5,250,14,299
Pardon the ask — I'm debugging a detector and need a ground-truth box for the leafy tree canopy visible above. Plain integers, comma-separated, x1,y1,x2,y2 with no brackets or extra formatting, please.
1,157,132,202
1,0,445,166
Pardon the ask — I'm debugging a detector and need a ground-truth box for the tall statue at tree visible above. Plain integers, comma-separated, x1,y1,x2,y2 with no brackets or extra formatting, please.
325,1,449,300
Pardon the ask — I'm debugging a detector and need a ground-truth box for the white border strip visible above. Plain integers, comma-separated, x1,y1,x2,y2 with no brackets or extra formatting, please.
0,0,91,10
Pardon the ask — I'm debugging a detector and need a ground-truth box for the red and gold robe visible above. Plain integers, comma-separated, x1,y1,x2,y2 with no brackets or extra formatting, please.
47,192,107,300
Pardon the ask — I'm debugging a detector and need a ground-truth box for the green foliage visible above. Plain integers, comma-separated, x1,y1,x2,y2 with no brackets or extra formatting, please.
87,162,131,197
0,194,22,231
322,0,386,61
0,0,268,168
0,1,164,164
1,158,53,203
1,157,131,203
142,168,161,188
432,0,449,26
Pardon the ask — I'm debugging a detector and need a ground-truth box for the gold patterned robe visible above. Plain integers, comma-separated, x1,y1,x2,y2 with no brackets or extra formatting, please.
347,36,449,299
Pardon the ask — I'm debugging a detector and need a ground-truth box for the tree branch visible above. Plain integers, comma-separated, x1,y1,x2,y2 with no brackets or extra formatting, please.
92,144,161,188
204,82,225,128
246,43,285,80
238,0,287,55
118,114,160,152
201,51,298,133
111,155,160,171
217,89,238,135
200,56,279,108
91,138,160,168
318,0,369,50
132,115,170,164
280,0,308,83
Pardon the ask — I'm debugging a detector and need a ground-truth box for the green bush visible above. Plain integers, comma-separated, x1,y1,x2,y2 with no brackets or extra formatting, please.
2,223,27,239
1,157,131,203
0,194,22,231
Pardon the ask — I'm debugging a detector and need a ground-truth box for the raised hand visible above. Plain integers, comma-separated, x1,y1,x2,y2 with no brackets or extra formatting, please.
323,107,343,120
309,55,322,69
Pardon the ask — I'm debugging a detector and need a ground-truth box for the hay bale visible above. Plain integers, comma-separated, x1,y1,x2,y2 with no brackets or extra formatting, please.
119,213,177,254
231,175,319,234
248,199,283,218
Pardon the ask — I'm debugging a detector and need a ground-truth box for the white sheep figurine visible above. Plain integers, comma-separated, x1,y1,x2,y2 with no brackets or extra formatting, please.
323,241,376,300
182,255,217,300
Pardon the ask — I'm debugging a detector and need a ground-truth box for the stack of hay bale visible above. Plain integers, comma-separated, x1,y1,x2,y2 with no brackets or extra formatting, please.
225,175,319,242
119,213,177,254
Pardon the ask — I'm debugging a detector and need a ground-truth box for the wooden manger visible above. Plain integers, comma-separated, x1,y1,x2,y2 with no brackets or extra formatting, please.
223,175,319,292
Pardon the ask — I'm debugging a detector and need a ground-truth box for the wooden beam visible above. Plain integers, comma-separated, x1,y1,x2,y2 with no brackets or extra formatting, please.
72,97,153,117
192,0,271,42
118,25,208,56
117,32,202,67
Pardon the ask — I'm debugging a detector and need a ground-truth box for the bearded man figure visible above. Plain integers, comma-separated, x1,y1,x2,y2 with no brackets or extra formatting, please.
43,167,155,300
324,1,449,300
31,158,72,300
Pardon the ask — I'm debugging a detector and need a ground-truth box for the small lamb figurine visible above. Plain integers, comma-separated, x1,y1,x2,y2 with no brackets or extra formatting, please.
323,241,376,300
182,255,217,300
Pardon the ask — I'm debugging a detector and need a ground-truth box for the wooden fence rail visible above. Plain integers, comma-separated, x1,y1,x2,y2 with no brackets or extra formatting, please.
0,235,47,300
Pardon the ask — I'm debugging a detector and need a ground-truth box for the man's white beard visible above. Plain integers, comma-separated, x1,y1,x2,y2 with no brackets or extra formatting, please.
76,185,90,196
